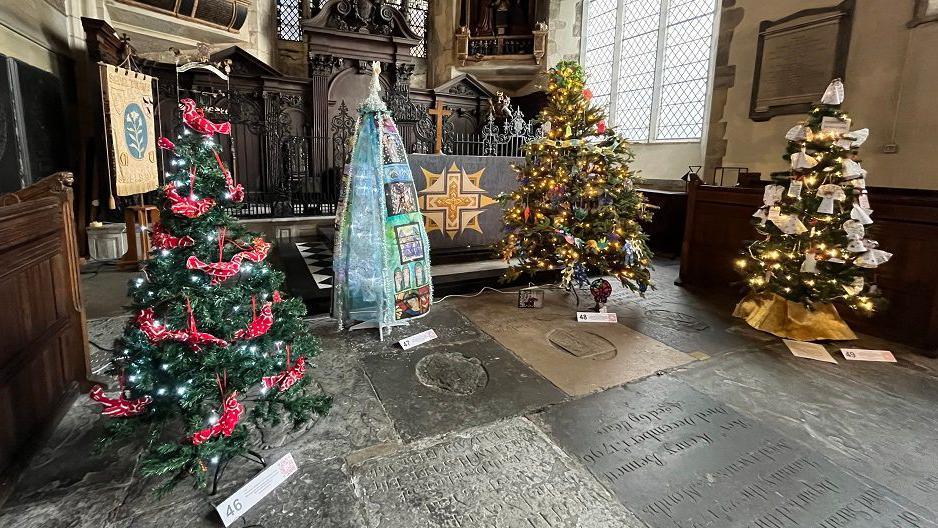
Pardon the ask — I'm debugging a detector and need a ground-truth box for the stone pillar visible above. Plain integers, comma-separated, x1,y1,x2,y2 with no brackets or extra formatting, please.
428,0,458,86
703,0,745,180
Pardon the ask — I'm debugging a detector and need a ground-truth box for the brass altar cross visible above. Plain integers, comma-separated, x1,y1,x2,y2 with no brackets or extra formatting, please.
428,100,452,154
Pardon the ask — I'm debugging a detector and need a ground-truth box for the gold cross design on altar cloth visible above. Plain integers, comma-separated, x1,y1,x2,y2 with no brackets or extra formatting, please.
418,163,496,239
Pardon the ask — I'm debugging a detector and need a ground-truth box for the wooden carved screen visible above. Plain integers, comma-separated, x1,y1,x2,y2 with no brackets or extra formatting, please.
0,173,89,480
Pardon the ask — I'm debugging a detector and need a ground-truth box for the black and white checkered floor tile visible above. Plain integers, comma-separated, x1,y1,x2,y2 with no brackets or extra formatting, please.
295,241,333,289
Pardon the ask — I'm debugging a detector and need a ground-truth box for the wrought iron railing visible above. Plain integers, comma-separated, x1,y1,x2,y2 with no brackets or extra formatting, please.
467,35,534,56
447,106,544,157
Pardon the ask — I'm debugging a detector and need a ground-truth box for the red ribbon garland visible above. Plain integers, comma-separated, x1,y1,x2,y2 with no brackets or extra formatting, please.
89,385,152,417
180,98,232,136
186,237,271,284
190,391,244,445
136,299,229,351
164,168,216,218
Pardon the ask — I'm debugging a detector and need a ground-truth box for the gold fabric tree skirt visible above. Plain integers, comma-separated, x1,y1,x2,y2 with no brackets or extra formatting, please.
733,292,857,341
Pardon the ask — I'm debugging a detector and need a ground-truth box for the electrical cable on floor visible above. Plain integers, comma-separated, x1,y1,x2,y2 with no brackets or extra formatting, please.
89,340,116,353
432,281,571,304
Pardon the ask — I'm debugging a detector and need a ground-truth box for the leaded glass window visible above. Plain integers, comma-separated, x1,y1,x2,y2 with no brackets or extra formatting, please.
277,0,302,42
582,0,716,142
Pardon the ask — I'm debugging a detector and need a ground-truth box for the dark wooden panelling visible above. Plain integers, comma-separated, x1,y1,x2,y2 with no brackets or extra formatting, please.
0,173,89,492
680,183,938,351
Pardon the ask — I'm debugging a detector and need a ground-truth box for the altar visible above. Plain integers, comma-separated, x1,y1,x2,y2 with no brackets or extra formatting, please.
408,153,522,260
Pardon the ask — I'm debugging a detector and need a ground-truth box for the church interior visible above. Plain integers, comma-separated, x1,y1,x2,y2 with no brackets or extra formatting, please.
3,0,938,526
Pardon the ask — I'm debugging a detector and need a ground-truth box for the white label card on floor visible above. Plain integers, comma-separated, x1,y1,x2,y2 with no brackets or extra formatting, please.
783,339,838,364
841,348,897,362
576,312,617,323
399,329,438,350
216,453,298,527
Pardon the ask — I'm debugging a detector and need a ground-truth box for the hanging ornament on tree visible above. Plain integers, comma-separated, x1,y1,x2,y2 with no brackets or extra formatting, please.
157,137,176,150
589,278,613,312
791,148,818,169
164,168,216,218
211,148,244,203
262,345,306,392
784,124,808,142
816,184,846,214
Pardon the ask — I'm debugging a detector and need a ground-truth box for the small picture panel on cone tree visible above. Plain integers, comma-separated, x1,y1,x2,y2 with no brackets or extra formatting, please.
734,79,891,341
495,61,653,297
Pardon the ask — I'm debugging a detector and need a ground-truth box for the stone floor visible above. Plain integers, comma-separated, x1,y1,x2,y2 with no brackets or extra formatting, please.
2,260,938,528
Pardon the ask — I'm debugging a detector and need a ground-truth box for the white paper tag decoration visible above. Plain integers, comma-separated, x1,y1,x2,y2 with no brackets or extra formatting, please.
843,276,864,295
821,79,845,105
816,184,846,214
846,239,868,253
843,219,865,239
763,184,785,206
752,207,768,225
821,116,851,134
842,159,867,179
791,149,818,170
844,128,869,147
785,124,808,142
788,180,803,198
771,214,808,235
851,203,873,225
855,249,892,268
801,251,818,274
767,205,782,221
217,454,298,527
858,194,871,209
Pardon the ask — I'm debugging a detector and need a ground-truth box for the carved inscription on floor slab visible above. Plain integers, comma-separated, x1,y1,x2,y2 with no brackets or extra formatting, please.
536,376,938,528
351,418,645,528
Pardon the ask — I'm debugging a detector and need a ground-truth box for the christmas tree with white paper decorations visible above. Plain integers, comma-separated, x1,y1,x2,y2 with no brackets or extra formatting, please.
736,79,891,313
90,99,330,493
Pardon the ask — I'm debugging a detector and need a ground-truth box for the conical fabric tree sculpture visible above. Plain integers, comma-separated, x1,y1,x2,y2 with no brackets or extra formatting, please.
496,60,652,292
734,79,892,340
333,62,433,338
91,100,330,492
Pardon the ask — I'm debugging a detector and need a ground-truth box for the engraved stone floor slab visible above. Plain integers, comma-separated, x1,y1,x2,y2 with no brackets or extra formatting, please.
534,375,938,528
360,339,566,441
451,291,693,396
351,418,646,528
675,342,938,511
107,456,365,528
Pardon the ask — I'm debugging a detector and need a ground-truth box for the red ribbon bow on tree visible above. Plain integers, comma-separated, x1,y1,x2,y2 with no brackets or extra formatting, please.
164,167,216,218
180,98,232,136
190,391,244,445
89,384,152,417
150,222,194,250
233,296,274,340
262,345,306,392
157,137,175,150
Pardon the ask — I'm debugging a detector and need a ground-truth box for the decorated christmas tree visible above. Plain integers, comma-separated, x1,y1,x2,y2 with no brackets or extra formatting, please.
496,61,652,292
734,79,891,339
91,99,330,492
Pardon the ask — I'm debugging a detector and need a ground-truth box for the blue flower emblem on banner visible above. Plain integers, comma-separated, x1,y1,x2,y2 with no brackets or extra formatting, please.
123,102,147,160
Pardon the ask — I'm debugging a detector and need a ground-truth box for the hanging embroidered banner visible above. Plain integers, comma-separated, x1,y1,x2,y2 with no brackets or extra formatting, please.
333,63,433,333
100,64,159,196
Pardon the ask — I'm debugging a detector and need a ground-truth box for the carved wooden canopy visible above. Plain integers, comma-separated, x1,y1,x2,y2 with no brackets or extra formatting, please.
303,0,420,65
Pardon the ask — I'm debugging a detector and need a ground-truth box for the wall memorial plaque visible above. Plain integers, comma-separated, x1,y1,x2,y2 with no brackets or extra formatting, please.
750,0,855,121
537,376,938,527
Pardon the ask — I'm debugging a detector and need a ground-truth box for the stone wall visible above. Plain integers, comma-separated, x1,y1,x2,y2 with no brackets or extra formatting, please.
707,0,938,189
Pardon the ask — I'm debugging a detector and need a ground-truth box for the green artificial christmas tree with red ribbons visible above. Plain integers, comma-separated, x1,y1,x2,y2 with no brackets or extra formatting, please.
91,99,330,493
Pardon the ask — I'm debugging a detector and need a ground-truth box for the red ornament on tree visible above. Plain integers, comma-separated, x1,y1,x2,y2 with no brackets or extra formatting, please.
180,98,232,136
597,120,607,134
262,345,306,392
583,88,593,100
165,168,216,218
211,148,244,203
157,137,176,150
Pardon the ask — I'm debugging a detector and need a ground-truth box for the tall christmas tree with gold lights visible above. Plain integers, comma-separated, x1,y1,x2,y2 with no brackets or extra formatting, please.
497,61,652,292
734,79,892,340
